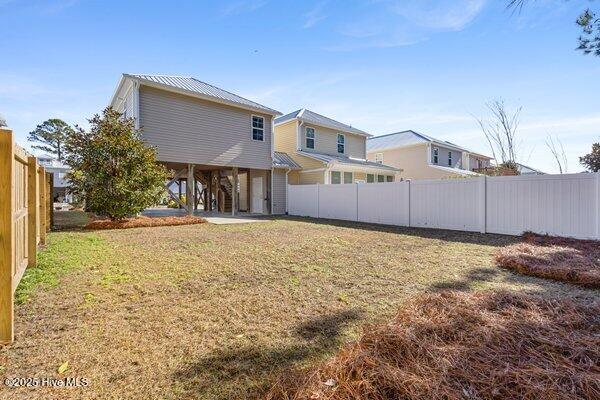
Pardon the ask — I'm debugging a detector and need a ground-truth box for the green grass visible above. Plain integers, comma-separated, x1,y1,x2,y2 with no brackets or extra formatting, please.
15,233,108,304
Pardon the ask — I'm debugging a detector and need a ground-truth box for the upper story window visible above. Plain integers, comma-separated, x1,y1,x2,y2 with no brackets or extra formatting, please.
433,147,439,164
477,159,483,168
305,127,315,149
337,134,345,154
448,152,453,166
252,115,264,141
375,153,383,164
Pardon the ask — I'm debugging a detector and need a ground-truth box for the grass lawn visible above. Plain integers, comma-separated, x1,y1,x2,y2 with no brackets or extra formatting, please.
1,212,597,399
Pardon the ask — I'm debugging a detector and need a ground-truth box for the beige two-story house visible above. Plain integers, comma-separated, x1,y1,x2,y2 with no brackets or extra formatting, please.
367,130,492,180
274,109,399,185
109,74,288,214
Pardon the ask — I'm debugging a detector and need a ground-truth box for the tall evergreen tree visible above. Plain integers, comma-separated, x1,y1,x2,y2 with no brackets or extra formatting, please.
28,118,74,160
580,143,600,172
0,114,6,127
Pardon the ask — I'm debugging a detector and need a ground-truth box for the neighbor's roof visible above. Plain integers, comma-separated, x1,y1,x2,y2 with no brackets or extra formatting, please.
275,109,372,137
298,150,400,172
429,164,481,176
114,74,281,116
367,130,471,153
273,151,302,170
516,163,546,175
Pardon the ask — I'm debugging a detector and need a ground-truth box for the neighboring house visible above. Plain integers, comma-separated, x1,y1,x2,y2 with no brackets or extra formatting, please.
367,130,492,180
516,163,546,175
273,109,399,185
37,155,72,202
109,74,287,214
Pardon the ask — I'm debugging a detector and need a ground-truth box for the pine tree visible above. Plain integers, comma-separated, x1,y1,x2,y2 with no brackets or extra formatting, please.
28,118,74,160
580,143,600,172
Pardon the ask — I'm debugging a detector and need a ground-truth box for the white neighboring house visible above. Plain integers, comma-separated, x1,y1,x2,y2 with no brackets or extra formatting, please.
37,155,72,203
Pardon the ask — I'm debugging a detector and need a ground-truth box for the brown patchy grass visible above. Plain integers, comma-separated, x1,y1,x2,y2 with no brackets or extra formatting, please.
496,232,600,288
1,215,598,400
265,291,600,400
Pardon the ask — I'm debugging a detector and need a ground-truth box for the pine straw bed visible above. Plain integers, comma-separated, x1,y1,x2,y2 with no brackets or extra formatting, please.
85,215,206,230
495,232,600,288
264,291,600,400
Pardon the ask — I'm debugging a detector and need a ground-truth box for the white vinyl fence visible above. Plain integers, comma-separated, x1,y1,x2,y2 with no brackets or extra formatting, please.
287,173,600,240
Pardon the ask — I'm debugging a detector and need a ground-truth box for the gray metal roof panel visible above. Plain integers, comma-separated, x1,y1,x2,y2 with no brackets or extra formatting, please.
275,108,371,137
367,130,472,153
125,74,281,115
273,151,302,169
298,150,399,171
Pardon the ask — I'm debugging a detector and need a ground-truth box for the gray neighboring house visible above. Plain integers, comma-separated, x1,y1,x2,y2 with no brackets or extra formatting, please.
37,155,72,203
109,74,290,214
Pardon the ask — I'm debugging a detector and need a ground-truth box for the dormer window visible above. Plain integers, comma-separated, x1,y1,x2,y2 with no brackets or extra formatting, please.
337,134,345,154
433,147,439,164
305,127,315,149
252,115,264,141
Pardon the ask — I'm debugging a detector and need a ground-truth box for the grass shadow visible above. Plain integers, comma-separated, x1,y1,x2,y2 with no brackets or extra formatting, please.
173,309,363,399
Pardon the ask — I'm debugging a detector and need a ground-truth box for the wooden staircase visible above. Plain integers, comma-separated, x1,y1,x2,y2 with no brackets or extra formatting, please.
218,172,233,212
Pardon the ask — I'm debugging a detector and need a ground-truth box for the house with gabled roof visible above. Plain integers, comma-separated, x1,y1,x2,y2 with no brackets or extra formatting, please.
109,73,293,214
274,109,400,185
366,130,492,180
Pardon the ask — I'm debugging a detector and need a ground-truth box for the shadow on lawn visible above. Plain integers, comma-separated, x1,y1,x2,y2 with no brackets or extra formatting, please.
173,309,363,399
279,216,519,247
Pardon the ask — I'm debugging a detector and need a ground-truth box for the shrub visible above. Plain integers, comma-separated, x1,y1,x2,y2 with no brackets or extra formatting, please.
65,107,168,220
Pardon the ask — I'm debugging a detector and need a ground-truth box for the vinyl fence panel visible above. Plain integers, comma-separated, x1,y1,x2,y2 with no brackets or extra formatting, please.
357,182,409,226
486,173,599,239
410,178,481,232
288,184,318,217
318,184,357,221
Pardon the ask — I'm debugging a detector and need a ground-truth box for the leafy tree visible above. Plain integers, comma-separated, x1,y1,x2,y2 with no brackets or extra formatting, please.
580,143,600,172
508,1,599,56
64,107,168,220
28,118,74,160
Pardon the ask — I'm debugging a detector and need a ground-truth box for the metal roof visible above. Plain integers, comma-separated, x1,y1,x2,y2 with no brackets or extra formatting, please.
273,152,302,170
367,130,471,153
275,109,371,137
123,74,281,116
298,150,399,172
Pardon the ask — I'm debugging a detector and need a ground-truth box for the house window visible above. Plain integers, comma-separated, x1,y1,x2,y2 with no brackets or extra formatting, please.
386,175,394,182
477,159,483,168
252,115,264,141
331,171,341,184
377,175,385,183
343,172,353,184
375,153,383,164
448,152,453,166
337,134,345,154
433,147,439,164
305,127,315,149
367,174,374,183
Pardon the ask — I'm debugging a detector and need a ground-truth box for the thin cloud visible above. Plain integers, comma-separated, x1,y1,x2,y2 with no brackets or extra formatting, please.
390,0,487,32
221,0,267,16
302,1,328,29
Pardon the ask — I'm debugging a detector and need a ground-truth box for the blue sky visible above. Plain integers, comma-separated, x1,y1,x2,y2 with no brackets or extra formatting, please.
1,0,599,173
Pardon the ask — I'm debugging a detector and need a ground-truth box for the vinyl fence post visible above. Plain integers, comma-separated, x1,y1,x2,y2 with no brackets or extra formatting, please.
316,183,320,219
0,129,15,344
479,175,486,234
407,179,411,228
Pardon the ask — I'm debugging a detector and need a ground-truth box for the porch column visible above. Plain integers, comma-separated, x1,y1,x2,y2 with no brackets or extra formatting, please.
232,167,238,216
186,164,195,216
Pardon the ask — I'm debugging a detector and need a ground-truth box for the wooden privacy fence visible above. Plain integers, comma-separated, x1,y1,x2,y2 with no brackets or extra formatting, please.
1,128,51,345
288,172,600,240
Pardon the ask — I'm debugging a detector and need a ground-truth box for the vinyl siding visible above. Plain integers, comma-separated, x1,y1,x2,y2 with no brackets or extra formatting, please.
430,144,462,169
272,169,287,214
301,124,366,159
369,144,470,180
274,120,324,170
299,171,325,184
139,85,273,169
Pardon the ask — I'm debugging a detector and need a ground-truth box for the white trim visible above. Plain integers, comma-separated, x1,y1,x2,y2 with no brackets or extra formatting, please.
251,114,265,142
337,133,345,154
305,126,316,150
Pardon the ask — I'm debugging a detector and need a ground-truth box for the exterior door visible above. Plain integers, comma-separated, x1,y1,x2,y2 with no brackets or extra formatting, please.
251,177,263,213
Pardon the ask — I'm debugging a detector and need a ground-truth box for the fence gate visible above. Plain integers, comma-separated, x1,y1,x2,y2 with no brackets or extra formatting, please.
1,128,50,345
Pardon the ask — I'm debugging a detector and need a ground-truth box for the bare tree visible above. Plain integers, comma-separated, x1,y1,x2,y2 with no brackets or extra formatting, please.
545,135,568,174
474,99,522,170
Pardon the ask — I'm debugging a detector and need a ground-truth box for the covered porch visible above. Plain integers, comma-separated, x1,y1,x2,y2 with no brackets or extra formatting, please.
161,162,271,216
